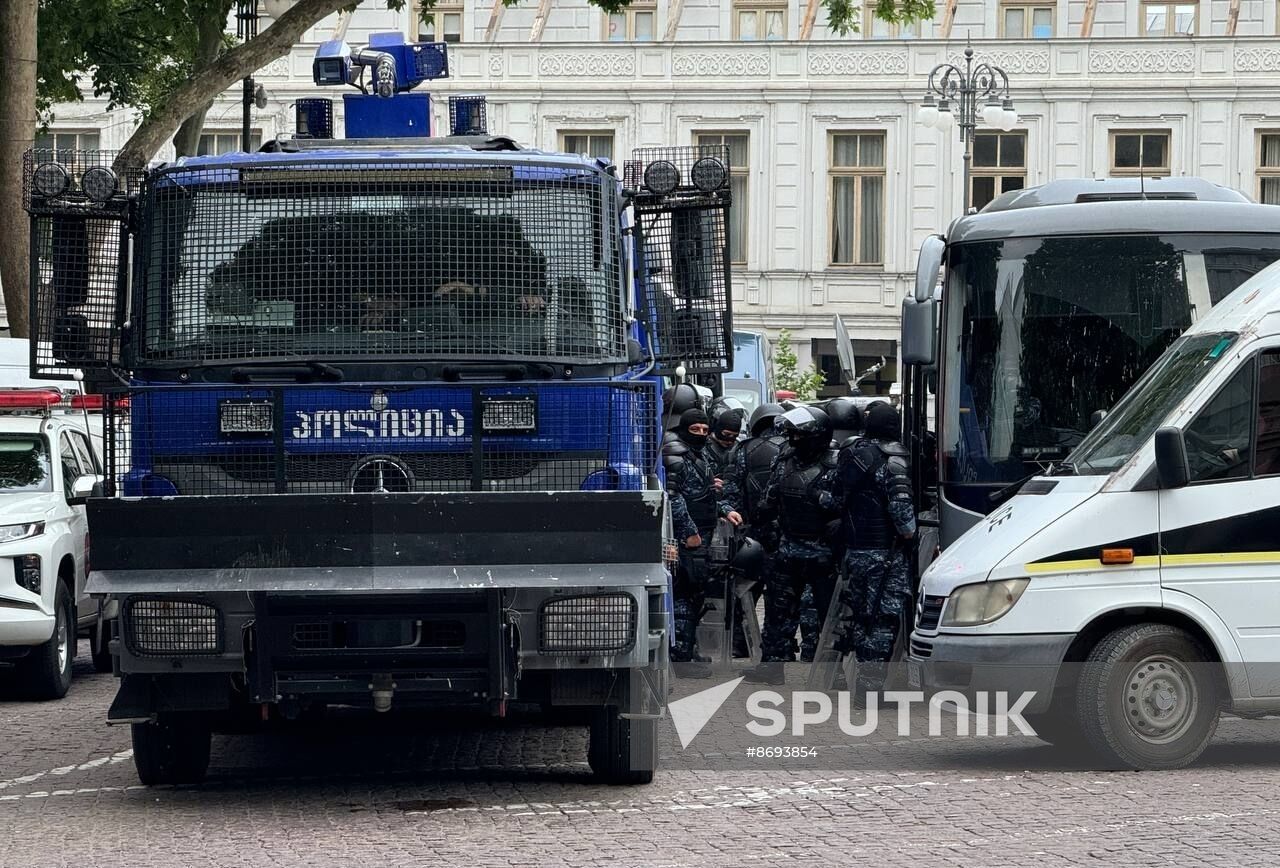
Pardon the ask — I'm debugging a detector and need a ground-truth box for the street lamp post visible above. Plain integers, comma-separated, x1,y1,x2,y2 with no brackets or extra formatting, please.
237,0,260,152
917,44,1019,213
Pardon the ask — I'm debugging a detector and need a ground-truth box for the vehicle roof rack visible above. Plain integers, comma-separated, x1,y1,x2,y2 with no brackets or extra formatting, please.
260,135,523,153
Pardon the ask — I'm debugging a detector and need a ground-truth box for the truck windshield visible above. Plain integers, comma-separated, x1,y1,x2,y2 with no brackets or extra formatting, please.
139,166,624,366
942,233,1280,486
0,436,53,493
1070,332,1238,474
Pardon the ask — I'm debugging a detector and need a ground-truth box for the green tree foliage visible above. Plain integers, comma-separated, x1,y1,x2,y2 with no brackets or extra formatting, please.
772,329,826,401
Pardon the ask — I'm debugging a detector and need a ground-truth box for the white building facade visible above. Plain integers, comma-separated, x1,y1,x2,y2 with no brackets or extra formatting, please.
43,0,1280,396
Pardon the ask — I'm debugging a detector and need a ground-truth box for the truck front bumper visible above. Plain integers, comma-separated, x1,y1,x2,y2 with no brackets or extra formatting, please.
0,608,55,647
905,631,1075,715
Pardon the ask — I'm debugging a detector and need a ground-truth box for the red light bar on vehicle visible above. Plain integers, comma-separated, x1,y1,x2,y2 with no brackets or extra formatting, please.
0,389,63,409
69,394,126,411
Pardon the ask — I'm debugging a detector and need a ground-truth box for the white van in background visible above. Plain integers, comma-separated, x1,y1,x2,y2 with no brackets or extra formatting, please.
0,339,110,698
909,260,1280,769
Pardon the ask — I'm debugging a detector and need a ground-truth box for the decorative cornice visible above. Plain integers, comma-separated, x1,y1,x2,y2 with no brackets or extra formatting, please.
672,52,771,77
1235,47,1280,72
538,53,636,77
1089,48,1194,74
807,50,908,76
945,49,1050,75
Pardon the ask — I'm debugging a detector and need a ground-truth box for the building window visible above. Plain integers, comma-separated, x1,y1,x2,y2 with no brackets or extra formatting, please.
696,133,749,265
1142,2,1197,36
829,133,886,266
34,131,99,157
734,2,787,40
560,131,614,161
1110,130,1171,177
865,2,920,38
1000,3,1055,37
971,132,1027,210
1260,133,1280,205
606,2,656,40
414,0,463,43
197,131,263,155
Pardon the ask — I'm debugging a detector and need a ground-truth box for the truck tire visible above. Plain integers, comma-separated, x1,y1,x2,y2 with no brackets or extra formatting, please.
18,581,74,700
131,715,212,786
588,709,657,785
1075,623,1220,770
90,605,114,674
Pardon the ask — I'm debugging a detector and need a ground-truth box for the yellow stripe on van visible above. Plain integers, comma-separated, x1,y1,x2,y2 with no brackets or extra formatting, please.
1024,551,1280,574
1161,551,1280,567
1024,556,1160,575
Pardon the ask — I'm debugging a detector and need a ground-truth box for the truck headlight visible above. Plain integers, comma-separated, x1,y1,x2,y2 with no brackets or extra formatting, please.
125,598,222,656
941,579,1029,627
481,396,537,433
0,521,45,544
539,593,636,655
13,554,41,594
219,399,273,435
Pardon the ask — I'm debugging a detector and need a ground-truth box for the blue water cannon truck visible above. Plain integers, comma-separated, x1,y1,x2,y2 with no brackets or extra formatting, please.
21,33,735,786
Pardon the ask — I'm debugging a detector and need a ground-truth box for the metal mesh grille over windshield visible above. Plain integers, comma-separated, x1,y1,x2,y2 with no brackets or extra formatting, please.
135,157,625,366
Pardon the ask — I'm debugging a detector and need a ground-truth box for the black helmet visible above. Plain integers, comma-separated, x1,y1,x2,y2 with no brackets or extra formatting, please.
732,535,765,578
708,396,746,419
865,402,901,441
711,404,745,442
779,406,833,461
748,402,784,437
662,383,702,431
826,397,865,442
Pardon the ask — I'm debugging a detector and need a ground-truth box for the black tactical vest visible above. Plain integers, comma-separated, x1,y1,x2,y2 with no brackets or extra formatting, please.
663,440,718,533
741,434,783,520
843,438,911,550
777,451,838,540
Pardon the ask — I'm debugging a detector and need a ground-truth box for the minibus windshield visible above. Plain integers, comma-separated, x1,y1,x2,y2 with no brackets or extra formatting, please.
1069,331,1238,475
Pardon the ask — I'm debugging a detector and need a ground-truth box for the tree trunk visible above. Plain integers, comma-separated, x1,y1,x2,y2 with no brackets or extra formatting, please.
0,0,37,339
114,0,351,172
172,2,232,158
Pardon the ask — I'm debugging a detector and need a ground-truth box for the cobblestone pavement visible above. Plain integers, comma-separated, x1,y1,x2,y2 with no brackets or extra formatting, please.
3,644,1280,867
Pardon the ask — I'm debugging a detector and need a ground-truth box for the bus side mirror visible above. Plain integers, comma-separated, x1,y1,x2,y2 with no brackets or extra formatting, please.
901,296,936,365
1154,426,1190,489
914,234,945,303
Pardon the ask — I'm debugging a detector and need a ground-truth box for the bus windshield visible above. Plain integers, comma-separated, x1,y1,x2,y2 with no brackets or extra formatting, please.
1069,332,1238,475
941,233,1280,490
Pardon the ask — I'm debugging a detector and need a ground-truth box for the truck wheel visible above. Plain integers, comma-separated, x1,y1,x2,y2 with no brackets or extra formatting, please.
90,606,114,674
18,581,74,700
131,715,212,786
588,709,657,785
1075,623,1220,770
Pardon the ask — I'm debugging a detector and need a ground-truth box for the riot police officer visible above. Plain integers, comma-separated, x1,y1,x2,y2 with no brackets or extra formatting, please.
827,402,915,695
705,404,745,479
748,406,840,682
661,383,704,447
826,396,865,446
663,407,741,664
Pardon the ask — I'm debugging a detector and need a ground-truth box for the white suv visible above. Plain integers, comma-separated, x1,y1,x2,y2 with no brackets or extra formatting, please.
0,387,107,698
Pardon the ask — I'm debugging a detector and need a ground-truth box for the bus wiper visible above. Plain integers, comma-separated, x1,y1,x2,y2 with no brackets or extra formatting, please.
1049,460,1077,476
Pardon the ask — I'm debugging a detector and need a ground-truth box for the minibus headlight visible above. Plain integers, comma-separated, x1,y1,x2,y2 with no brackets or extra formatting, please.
941,579,1029,627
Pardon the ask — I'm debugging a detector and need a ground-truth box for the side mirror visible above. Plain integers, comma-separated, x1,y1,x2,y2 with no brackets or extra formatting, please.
68,473,102,506
901,296,937,365
914,234,945,303
1154,427,1190,489
1089,409,1108,429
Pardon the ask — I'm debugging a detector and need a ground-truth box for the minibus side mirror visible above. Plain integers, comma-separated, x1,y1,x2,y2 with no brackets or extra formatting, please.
1154,427,1190,489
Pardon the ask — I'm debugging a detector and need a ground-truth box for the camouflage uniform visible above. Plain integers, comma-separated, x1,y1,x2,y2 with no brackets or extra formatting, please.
822,433,915,692
663,416,721,662
718,429,783,657
756,445,841,662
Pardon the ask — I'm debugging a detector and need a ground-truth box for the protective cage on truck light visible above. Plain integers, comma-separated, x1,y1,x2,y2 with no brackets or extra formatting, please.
538,593,638,655
22,149,144,379
101,380,659,496
123,597,223,656
135,155,627,368
624,145,734,375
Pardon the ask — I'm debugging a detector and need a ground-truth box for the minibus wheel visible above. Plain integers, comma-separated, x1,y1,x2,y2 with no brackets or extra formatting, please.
1075,623,1220,770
